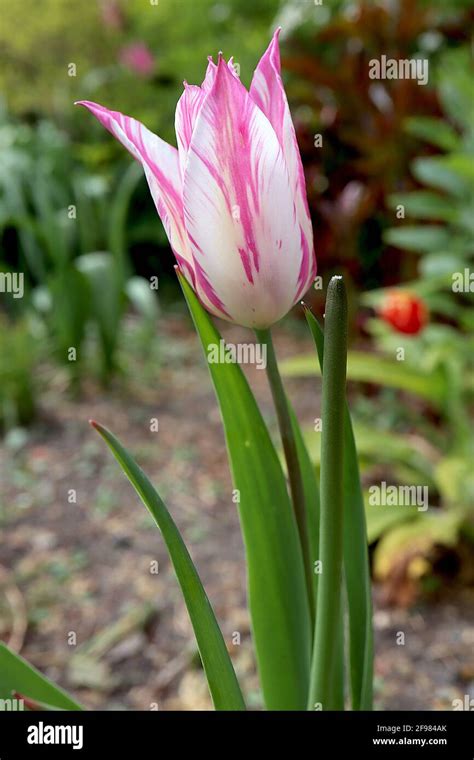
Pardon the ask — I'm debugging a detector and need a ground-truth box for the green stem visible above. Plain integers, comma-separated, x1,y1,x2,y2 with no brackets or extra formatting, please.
255,327,315,623
308,276,348,710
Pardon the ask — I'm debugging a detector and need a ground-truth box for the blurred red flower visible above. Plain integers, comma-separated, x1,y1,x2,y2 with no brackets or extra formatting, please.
379,291,428,335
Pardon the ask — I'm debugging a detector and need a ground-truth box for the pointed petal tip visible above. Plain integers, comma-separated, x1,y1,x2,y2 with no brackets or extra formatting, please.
75,100,103,114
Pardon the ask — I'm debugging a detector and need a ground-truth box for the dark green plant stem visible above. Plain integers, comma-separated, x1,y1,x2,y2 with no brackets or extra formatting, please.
255,327,315,623
308,276,348,710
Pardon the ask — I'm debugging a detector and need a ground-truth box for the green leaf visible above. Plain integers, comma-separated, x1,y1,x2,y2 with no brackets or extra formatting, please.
442,153,474,182
412,157,467,197
307,277,347,711
290,406,320,608
91,421,245,711
75,252,124,376
438,47,474,132
365,499,420,544
300,423,437,489
383,225,451,252
107,160,143,268
48,267,90,363
420,251,468,279
404,117,460,152
291,403,344,710
387,191,458,222
0,643,83,711
304,310,373,711
125,276,160,322
178,273,311,710
281,350,446,407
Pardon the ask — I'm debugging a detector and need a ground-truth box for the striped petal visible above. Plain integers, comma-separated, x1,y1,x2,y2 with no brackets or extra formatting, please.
202,57,217,92
250,28,316,297
75,100,194,281
183,56,303,329
175,84,206,177
175,57,239,177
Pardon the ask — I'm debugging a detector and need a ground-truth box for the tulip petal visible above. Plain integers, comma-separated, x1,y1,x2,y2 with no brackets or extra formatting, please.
175,84,206,176
201,57,217,92
183,56,303,329
175,58,240,176
75,100,194,281
250,28,316,297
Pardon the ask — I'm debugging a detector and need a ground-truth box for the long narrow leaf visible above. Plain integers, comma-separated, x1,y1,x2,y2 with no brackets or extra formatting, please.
305,309,373,711
290,406,320,609
91,421,245,711
178,272,311,710
0,643,83,711
290,406,348,709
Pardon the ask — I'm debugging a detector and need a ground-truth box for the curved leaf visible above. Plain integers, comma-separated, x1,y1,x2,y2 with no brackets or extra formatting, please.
91,421,245,711
0,643,83,711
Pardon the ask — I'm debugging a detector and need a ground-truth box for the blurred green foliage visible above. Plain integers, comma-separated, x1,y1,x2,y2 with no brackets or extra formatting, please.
281,0,472,298
0,316,39,430
0,0,278,144
0,107,158,387
384,45,474,326
280,38,474,594
283,315,474,600
0,0,279,405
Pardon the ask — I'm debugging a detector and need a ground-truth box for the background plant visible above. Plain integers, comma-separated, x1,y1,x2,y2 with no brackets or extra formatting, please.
0,108,158,387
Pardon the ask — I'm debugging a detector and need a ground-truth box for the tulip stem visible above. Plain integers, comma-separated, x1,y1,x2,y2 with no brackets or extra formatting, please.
255,327,314,623
308,276,347,710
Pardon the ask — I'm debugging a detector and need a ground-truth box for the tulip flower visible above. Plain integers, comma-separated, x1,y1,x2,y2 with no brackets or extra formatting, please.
380,291,428,335
76,28,316,329
73,28,372,716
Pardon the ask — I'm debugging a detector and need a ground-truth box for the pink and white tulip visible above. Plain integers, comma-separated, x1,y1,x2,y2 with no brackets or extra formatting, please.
77,29,316,328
